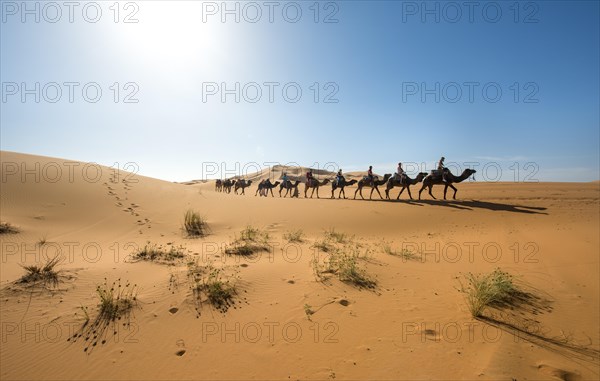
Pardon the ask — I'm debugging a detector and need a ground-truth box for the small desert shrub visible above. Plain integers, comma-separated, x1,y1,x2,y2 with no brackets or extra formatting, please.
225,226,271,256
183,210,208,237
96,278,138,322
37,236,48,246
312,239,334,253
0,222,19,234
18,256,62,288
283,229,304,243
458,268,519,317
324,228,351,244
312,246,376,289
382,243,419,261
304,304,314,320
188,261,239,313
133,241,186,263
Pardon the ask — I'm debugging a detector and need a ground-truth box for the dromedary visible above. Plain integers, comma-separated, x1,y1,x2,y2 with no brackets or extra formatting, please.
354,174,392,200
222,179,236,193
385,172,428,200
304,178,330,199
215,179,223,192
255,180,281,197
234,179,252,195
279,180,301,198
331,178,357,199
418,168,477,200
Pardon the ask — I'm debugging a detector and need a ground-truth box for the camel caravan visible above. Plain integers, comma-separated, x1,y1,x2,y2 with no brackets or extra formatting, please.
214,157,477,201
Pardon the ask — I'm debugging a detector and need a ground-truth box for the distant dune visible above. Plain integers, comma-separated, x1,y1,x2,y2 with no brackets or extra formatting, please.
1,150,599,380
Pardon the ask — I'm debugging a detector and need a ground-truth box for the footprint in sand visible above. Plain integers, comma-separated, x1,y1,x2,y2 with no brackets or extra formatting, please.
175,349,186,356
537,364,581,381
169,307,179,314
339,299,350,307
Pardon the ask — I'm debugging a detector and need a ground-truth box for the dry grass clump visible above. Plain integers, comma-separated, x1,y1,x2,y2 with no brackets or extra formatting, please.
283,229,304,243
188,260,240,314
95,278,138,322
224,226,271,256
0,221,19,234
311,230,376,289
382,242,420,261
183,210,208,237
133,241,186,263
69,278,138,352
458,268,520,317
18,256,63,288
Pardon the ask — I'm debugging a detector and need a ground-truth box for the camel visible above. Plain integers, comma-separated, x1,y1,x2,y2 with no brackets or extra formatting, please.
304,178,330,199
354,174,392,200
385,172,428,200
215,179,223,192
279,180,301,198
418,168,477,200
234,179,252,195
331,178,357,199
255,179,281,197
222,179,236,194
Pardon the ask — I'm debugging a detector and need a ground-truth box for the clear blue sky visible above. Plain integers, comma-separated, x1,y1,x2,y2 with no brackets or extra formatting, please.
1,1,599,182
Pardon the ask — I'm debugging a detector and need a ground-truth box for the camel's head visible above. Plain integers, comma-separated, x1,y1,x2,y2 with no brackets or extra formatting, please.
247,180,252,185
323,178,331,184
383,173,392,180
464,168,477,181
416,172,429,180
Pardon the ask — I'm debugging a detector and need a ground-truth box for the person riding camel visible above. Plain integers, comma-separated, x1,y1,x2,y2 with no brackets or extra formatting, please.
282,172,289,187
367,166,374,185
396,162,405,184
437,156,447,183
336,169,344,186
306,170,314,187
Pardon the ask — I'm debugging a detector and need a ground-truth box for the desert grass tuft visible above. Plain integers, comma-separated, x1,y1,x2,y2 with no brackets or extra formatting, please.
458,268,520,317
188,261,239,314
324,228,352,244
312,245,376,289
18,256,62,288
133,241,186,263
382,242,420,261
283,229,304,243
70,278,138,352
183,210,208,237
96,278,138,322
224,226,271,256
0,221,19,234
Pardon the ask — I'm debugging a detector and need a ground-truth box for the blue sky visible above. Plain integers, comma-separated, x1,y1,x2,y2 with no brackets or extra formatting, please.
1,0,599,182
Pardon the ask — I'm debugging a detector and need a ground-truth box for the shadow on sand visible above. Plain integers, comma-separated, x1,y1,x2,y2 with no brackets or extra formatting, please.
332,196,548,215
477,285,599,367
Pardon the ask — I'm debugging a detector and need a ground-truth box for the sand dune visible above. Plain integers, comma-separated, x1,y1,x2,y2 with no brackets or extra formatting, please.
1,151,599,380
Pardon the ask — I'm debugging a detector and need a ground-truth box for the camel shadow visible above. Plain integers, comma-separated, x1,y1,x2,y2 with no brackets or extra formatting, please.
409,199,548,214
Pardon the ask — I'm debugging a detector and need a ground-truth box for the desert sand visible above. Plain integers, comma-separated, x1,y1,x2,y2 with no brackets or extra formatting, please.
1,150,599,380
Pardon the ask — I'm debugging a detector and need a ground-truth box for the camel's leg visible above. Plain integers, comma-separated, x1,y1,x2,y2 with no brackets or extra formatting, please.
304,185,308,198
310,188,315,198
418,184,425,200
353,186,359,199
406,186,413,200
397,187,405,200
331,187,335,199
443,185,448,200
255,188,259,196
369,187,374,200
340,188,345,199
374,186,383,199
428,185,436,199
449,184,458,199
